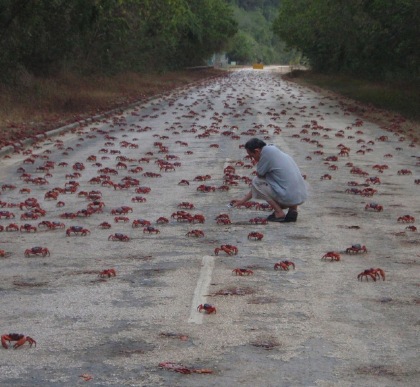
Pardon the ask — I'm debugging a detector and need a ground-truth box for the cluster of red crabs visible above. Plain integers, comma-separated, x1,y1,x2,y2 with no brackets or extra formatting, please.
0,83,418,358
311,118,418,282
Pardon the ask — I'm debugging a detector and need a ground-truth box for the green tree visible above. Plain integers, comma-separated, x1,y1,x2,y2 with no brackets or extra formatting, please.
273,0,420,79
227,3,293,64
227,30,258,63
0,0,237,80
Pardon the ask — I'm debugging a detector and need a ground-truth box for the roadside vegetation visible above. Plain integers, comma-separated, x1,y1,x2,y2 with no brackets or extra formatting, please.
0,69,225,148
287,71,420,123
273,0,419,82
0,0,237,79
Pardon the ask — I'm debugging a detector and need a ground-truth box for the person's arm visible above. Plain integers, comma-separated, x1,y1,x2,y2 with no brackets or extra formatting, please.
232,190,252,207
256,148,270,177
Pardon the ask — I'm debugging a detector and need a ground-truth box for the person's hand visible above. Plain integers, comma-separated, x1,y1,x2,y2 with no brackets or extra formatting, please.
230,199,241,207
231,199,248,208
231,192,252,208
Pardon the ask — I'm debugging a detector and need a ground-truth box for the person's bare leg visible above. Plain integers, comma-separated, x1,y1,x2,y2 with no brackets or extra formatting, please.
265,197,286,218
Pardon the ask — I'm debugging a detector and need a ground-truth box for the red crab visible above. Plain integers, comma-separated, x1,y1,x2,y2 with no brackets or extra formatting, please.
131,196,147,203
132,219,151,228
72,162,85,171
60,212,77,219
366,177,381,185
397,169,412,175
99,268,116,278
364,203,383,212
321,252,341,261
0,211,15,219
143,226,160,234
214,245,238,256
156,217,169,224
338,149,350,157
111,206,133,215
5,223,19,232
358,268,385,281
345,244,367,254
143,172,161,178
232,268,254,276
171,210,189,220
129,166,144,174
186,229,205,237
196,184,216,192
160,164,175,172
1,334,36,349
108,233,130,241
320,174,332,180
194,175,211,181
178,180,190,186
98,222,112,229
197,304,216,314
135,187,151,194
20,224,37,233
66,226,90,236
38,221,65,230
274,260,295,270
192,214,205,223
114,216,129,223
24,246,50,257
372,164,388,172
405,225,417,232
44,191,59,200
116,162,127,169
217,217,231,225
249,217,268,225
247,232,263,241
77,209,94,217
360,188,377,197
397,215,415,223
178,202,195,209
1,184,16,191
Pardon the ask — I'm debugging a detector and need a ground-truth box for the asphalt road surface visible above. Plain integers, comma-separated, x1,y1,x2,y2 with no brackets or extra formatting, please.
0,68,419,386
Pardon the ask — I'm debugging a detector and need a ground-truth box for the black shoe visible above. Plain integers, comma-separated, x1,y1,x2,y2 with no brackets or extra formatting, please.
278,210,298,223
266,212,276,221
267,215,286,222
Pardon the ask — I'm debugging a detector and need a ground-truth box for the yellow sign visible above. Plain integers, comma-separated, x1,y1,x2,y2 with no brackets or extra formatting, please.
252,63,264,69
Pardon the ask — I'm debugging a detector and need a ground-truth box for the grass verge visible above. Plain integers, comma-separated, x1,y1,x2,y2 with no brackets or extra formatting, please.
286,70,420,122
284,70,419,143
0,69,225,148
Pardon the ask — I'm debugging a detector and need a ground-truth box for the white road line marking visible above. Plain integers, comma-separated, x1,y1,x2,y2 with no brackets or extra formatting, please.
188,255,215,324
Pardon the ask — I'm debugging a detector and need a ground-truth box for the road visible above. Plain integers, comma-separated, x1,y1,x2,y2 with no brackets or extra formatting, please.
0,68,419,386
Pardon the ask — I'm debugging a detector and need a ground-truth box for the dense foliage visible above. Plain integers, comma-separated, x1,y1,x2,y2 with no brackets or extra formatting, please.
273,0,420,80
225,0,299,65
0,0,237,81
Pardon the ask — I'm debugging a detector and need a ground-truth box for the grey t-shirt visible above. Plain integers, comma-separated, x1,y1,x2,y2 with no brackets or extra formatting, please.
256,145,307,205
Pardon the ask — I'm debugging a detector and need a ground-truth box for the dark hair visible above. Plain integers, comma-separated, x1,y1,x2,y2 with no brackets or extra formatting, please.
244,138,266,151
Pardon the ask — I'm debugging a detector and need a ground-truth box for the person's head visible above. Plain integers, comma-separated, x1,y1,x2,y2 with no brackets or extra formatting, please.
244,138,266,162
